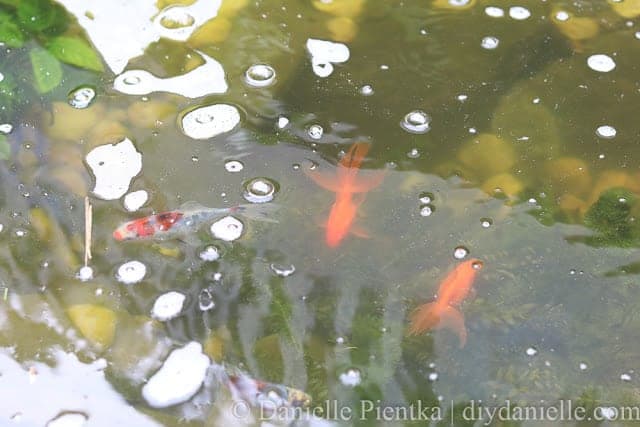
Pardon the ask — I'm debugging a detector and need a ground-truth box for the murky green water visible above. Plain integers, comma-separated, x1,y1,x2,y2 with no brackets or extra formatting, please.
2,0,640,426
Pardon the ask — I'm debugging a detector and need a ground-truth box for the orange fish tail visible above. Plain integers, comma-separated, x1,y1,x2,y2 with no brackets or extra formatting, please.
408,303,467,348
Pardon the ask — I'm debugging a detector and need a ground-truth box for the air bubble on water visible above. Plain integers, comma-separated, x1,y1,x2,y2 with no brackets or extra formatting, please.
307,124,324,140
116,260,147,284
336,336,345,344
509,6,531,20
181,104,241,140
339,368,362,387
598,154,605,159
469,127,477,134
76,266,94,282
457,94,468,102
428,372,439,381
532,97,541,104
123,75,142,85
224,160,244,172
0,72,3,83
599,408,616,420
528,198,537,204
15,229,26,237
269,263,296,277
453,246,468,259
400,110,431,134
419,28,428,35
526,347,538,356
151,291,186,321
555,11,570,21
448,0,471,6
480,218,493,228
158,7,195,29
245,64,276,88
360,85,374,96
419,192,434,204
243,177,277,203
0,123,12,134
579,362,588,371
636,32,640,40
420,205,434,217
124,190,148,212
191,156,199,162
198,289,215,311
481,36,500,50
199,246,220,262
596,125,616,139
0,224,4,233
587,54,616,72
210,216,244,241
485,6,504,17
407,148,420,158
620,373,632,381
276,116,289,129
68,86,96,109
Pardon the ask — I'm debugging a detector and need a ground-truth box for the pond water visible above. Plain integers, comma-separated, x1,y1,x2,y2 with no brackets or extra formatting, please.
1,0,640,426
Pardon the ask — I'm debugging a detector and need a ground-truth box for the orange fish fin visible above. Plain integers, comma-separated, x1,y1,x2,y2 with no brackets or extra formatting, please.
438,305,467,348
303,168,342,192
349,170,387,193
350,224,370,239
340,142,371,170
407,302,440,336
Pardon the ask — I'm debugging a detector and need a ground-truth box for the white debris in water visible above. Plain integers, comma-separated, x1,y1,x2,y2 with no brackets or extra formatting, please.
555,11,570,21
0,123,12,134
85,138,142,200
116,260,147,284
199,245,220,261
596,125,616,139
276,116,290,129
525,347,538,356
306,38,350,78
509,6,531,20
180,104,240,139
485,6,504,17
46,412,87,427
587,54,616,72
224,160,244,172
76,266,94,282
151,291,186,321
142,342,210,408
620,373,632,381
210,216,244,241
481,36,500,50
124,190,149,212
114,52,227,98
339,368,362,387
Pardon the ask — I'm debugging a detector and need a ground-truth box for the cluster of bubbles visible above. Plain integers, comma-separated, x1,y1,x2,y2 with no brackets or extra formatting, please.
419,192,435,217
67,86,96,109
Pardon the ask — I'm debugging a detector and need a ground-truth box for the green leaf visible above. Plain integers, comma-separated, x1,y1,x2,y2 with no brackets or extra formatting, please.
18,0,68,34
0,11,25,47
47,36,104,72
0,135,10,160
30,47,62,93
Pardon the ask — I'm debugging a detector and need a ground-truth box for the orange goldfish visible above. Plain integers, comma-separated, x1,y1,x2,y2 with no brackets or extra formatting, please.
408,259,483,348
305,142,385,247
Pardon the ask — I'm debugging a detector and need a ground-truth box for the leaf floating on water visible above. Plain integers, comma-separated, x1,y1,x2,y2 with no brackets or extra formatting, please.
47,36,104,72
30,47,63,94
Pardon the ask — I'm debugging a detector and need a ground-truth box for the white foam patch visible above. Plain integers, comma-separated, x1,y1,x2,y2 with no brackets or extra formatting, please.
210,216,244,241
55,0,223,75
114,52,227,98
124,190,149,212
151,291,186,321
306,39,350,78
142,342,210,408
116,260,147,284
587,54,616,72
86,138,142,200
180,104,240,139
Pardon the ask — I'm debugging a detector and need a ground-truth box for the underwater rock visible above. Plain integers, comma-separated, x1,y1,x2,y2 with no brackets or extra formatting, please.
66,304,117,348
544,157,591,196
609,0,640,18
482,173,523,198
45,102,103,142
127,100,176,129
457,133,516,180
142,342,210,408
551,10,599,46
